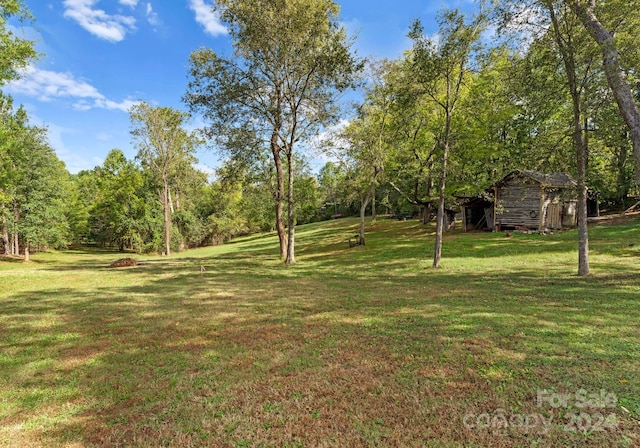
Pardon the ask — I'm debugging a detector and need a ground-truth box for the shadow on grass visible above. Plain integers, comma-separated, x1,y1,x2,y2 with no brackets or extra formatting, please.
2,216,639,446
2,256,639,446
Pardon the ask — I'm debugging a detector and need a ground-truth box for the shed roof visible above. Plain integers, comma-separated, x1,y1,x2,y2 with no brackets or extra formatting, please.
494,170,577,189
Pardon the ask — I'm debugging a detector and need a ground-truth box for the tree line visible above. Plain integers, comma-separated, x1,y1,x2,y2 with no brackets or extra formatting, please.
325,0,640,274
2,0,640,275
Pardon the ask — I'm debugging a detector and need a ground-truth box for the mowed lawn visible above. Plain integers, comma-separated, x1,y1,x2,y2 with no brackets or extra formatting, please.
1,217,639,447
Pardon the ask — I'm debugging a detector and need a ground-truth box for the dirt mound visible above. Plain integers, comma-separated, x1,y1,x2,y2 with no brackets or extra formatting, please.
109,258,138,268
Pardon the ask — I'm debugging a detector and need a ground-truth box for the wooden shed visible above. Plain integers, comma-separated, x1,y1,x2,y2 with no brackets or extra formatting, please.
462,170,580,232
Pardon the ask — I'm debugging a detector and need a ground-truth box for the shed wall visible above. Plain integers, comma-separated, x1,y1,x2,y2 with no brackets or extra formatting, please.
495,177,542,229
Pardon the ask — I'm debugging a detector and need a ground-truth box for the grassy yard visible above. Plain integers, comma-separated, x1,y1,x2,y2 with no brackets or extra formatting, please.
1,217,639,447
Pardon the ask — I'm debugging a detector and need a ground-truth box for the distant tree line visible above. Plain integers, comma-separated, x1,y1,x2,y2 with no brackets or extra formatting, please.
2,0,640,273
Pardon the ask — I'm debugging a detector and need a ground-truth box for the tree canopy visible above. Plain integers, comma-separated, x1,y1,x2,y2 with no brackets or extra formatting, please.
185,0,362,264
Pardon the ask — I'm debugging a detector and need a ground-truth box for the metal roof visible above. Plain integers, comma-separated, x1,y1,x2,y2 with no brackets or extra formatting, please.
495,170,578,188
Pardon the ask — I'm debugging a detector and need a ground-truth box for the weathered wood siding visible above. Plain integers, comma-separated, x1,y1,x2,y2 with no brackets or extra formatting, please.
495,176,542,229
562,201,577,227
542,190,560,229
545,203,563,229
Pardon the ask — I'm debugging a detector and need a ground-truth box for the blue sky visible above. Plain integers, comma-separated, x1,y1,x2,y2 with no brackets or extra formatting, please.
6,0,477,174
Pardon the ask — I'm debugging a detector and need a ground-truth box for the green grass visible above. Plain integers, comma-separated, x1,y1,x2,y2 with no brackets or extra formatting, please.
1,217,639,447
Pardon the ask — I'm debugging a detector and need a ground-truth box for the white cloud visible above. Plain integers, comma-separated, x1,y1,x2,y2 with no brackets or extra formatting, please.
7,66,138,113
194,163,217,179
307,119,350,162
28,117,92,173
63,0,136,42
189,0,227,36
146,3,160,27
43,121,74,157
96,131,113,141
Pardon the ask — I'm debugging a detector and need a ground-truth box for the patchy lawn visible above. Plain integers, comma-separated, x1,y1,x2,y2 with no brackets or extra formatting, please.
1,217,639,447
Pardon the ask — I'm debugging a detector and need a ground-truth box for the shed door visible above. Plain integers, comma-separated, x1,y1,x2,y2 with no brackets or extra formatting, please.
546,203,563,229
562,202,577,227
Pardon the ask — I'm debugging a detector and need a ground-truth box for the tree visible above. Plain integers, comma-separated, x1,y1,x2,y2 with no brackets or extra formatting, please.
340,60,396,245
185,0,362,264
318,161,346,217
566,0,640,188
0,94,69,260
130,102,199,256
89,149,157,252
409,8,487,268
384,56,440,224
544,1,597,275
0,0,37,85
292,157,320,225
499,0,603,275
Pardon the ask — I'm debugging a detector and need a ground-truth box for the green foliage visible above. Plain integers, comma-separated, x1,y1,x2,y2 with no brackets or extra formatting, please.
185,0,363,262
0,93,69,253
67,170,100,243
317,161,351,217
0,0,37,85
89,149,162,253
294,174,320,225
172,209,206,249
131,102,201,255
201,162,251,244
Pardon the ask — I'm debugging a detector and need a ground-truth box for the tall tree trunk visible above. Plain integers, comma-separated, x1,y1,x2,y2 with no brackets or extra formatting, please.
162,176,171,256
433,99,453,269
573,99,591,276
24,241,30,262
168,188,175,214
569,0,640,186
433,140,449,268
549,4,590,275
12,206,19,256
1,212,9,256
616,140,629,204
271,135,287,260
371,184,376,222
424,159,435,225
285,151,296,265
359,189,373,246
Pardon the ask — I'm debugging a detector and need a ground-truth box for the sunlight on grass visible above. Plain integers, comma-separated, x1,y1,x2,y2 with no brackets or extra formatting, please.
1,216,639,447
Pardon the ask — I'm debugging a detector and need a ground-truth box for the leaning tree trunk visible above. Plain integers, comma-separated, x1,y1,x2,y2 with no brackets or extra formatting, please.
24,242,30,262
569,0,640,186
285,151,296,265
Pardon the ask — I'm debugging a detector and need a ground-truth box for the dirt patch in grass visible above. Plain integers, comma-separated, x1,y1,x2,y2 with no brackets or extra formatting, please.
1,217,639,447
108,258,138,268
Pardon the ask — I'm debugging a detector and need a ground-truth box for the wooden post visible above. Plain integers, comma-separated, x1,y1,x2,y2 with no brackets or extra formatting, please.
462,207,467,232
539,186,545,230
493,186,498,232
